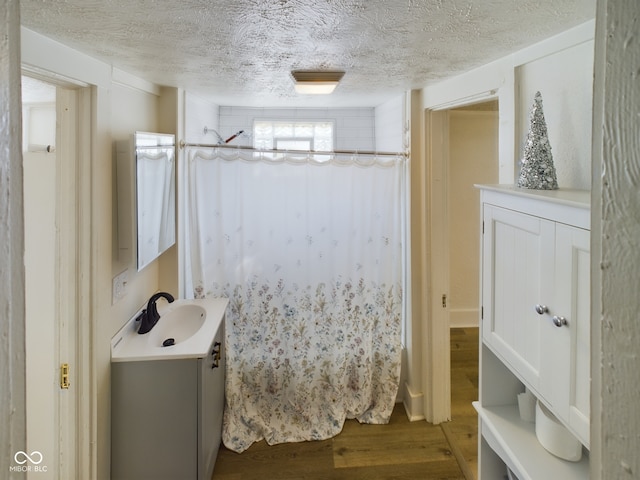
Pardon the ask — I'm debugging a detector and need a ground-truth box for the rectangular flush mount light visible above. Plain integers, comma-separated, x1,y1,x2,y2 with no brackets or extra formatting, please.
291,70,345,94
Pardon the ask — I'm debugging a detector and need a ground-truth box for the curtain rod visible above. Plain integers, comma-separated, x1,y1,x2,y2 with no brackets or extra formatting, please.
179,140,407,157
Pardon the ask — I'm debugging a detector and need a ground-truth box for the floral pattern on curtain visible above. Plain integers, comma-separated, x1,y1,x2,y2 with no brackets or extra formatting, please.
184,148,406,453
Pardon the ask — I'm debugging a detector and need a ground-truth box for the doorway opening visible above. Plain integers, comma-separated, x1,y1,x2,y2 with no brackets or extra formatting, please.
448,101,499,329
447,100,499,477
424,98,499,426
423,98,499,478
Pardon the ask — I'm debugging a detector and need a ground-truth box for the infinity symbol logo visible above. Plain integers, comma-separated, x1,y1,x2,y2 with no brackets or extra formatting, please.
14,451,43,465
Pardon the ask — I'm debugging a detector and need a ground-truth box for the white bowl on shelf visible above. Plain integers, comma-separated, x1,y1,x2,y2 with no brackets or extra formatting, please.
535,400,582,462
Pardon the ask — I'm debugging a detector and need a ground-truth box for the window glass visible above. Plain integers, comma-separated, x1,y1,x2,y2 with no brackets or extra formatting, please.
254,120,334,153
275,139,313,151
274,123,293,138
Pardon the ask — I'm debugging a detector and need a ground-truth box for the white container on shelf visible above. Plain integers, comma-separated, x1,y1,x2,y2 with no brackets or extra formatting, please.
535,400,582,462
517,389,536,423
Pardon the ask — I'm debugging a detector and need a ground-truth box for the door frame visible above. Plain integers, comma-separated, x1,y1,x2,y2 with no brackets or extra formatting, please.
22,69,94,479
423,108,451,423
423,94,499,423
57,83,93,480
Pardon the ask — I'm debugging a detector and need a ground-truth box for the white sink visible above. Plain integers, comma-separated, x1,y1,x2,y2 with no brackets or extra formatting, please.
111,298,228,362
149,303,206,347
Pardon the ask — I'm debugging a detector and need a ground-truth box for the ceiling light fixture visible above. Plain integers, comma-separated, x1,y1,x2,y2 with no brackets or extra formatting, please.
291,70,345,95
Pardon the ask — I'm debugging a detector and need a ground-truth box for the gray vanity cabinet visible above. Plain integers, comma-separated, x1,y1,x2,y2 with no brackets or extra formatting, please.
111,322,224,480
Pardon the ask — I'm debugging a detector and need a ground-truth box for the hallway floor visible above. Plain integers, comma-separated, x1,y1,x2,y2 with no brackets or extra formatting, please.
212,327,479,480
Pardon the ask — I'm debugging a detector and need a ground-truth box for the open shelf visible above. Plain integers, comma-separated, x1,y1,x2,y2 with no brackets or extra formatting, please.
474,402,589,480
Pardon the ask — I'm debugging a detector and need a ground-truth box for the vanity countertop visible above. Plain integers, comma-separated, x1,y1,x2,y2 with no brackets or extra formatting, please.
111,297,228,362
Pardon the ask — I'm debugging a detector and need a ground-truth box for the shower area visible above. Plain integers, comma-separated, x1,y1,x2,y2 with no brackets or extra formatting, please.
182,145,406,452
180,100,408,453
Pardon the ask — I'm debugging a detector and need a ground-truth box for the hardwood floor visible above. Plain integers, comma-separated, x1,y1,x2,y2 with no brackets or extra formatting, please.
448,327,480,479
212,328,479,480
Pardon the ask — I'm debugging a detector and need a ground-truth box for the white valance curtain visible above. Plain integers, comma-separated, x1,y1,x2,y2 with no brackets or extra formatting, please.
184,147,406,453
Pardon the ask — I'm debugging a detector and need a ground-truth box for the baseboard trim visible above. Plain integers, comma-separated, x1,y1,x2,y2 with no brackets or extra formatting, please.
449,308,479,328
402,382,425,421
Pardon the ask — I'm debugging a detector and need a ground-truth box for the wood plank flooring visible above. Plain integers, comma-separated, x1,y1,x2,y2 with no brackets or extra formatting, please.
448,327,480,479
212,328,479,480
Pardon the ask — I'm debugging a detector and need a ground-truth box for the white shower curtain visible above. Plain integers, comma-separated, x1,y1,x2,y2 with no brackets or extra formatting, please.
184,147,406,453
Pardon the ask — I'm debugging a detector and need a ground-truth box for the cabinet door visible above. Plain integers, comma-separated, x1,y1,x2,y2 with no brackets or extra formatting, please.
540,224,590,447
482,205,555,392
199,324,225,480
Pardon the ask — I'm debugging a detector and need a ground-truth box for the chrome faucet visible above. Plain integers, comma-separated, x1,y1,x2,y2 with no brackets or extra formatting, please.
136,292,175,334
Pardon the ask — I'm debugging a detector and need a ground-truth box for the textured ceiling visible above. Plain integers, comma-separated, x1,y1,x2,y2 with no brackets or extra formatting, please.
20,0,595,107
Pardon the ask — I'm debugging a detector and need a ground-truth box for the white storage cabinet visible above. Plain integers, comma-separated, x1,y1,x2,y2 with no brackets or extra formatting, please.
475,185,590,480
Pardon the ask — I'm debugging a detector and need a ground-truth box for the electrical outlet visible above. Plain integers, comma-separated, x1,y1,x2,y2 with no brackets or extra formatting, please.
112,269,129,304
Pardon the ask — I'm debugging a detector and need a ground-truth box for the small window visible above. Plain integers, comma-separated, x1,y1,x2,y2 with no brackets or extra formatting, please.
253,120,334,152
275,138,313,151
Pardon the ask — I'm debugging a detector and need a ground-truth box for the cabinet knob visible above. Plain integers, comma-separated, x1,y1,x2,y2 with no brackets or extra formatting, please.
535,304,548,315
552,315,568,327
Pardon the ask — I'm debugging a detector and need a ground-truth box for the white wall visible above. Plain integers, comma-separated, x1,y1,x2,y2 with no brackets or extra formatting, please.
423,21,595,187
22,104,55,152
185,92,219,143
516,40,594,189
375,94,406,153
448,109,499,327
219,106,375,151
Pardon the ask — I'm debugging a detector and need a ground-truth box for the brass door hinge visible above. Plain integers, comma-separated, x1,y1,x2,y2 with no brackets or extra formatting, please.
60,363,70,389
442,294,447,308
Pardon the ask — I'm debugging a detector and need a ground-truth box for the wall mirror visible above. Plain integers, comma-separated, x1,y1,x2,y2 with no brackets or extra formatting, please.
116,132,176,271
134,132,176,270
